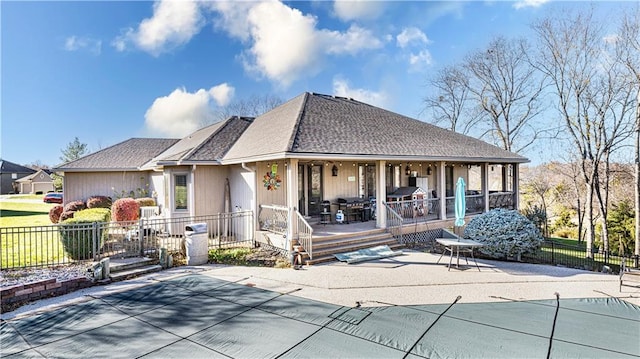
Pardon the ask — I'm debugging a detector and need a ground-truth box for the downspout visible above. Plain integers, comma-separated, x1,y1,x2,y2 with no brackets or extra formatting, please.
241,162,258,239
191,165,196,217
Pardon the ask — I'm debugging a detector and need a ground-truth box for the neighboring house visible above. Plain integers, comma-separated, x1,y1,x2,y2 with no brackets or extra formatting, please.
55,92,528,244
15,169,55,194
0,159,36,194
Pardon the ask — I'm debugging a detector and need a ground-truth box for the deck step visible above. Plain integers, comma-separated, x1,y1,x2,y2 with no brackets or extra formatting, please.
109,264,163,282
303,230,403,265
109,257,157,272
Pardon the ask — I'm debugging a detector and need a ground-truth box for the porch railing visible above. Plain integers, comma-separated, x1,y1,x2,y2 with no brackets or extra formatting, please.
383,202,404,244
489,192,514,209
258,204,288,235
294,209,313,260
386,198,440,222
1,211,255,270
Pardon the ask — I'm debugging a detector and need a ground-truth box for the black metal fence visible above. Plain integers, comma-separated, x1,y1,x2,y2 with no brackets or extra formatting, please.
1,211,254,270
522,240,639,273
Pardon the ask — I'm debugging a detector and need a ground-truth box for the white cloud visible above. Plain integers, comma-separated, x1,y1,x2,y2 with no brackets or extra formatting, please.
145,84,234,137
323,24,384,55
209,83,235,106
408,50,433,72
211,1,384,87
513,0,550,10
332,78,388,109
113,0,204,56
64,35,102,55
333,0,385,21
396,27,429,48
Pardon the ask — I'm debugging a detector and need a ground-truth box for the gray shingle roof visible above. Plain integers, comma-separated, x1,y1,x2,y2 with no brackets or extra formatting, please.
144,116,253,167
55,138,179,171
223,92,528,163
0,159,36,174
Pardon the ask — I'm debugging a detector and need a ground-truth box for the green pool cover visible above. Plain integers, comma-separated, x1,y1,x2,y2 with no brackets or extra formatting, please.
2,273,638,358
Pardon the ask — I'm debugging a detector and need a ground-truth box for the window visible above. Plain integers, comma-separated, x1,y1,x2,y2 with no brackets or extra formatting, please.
174,174,188,210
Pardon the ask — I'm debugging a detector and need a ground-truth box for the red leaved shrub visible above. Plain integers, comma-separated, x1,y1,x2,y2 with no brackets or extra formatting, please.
111,198,140,222
64,200,86,213
49,205,63,223
87,195,112,209
60,211,75,222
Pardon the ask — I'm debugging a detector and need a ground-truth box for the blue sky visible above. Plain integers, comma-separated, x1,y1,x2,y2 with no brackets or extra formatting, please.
0,0,629,167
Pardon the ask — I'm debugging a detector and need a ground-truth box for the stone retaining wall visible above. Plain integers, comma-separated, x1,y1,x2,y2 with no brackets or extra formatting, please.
1,277,93,313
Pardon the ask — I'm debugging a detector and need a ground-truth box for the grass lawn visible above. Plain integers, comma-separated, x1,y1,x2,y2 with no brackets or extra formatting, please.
0,197,64,268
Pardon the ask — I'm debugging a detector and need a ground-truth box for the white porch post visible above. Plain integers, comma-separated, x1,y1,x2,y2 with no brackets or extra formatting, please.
482,163,490,213
376,160,387,228
513,163,520,210
286,159,298,245
439,161,446,220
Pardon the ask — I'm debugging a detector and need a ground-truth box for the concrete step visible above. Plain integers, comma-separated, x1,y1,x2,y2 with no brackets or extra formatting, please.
109,264,163,282
109,257,157,272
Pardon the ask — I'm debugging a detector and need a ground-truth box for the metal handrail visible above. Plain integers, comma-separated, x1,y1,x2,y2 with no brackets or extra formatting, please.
383,201,404,244
294,209,313,260
258,204,288,235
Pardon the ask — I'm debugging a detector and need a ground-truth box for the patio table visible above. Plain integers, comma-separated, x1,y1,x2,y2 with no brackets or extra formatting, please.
436,238,483,271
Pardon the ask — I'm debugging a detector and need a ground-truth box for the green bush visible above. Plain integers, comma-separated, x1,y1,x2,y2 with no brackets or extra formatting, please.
464,208,543,260
208,248,252,265
553,227,578,239
59,208,111,260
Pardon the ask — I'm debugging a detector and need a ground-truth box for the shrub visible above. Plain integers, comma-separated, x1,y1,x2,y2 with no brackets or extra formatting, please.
63,200,86,212
60,211,75,222
59,208,111,260
49,205,63,224
553,227,578,239
464,208,543,260
135,197,156,207
111,198,140,222
87,195,112,209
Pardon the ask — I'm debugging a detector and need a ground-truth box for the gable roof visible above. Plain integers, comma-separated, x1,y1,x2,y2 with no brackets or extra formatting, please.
16,169,53,183
223,92,528,164
142,116,253,169
55,138,179,172
0,159,36,174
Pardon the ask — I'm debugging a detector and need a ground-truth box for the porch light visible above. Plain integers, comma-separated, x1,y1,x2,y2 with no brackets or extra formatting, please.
405,166,411,176
332,165,338,176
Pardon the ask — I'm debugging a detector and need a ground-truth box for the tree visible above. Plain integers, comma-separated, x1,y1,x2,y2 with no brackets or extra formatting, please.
60,137,88,164
422,65,479,134
462,36,551,154
616,6,640,256
212,94,283,123
532,8,636,256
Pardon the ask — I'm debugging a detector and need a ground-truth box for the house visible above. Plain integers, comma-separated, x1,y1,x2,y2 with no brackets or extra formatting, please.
55,92,528,259
0,159,36,194
15,169,55,194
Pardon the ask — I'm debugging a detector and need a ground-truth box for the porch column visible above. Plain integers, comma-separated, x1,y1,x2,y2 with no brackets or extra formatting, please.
376,160,387,229
513,163,520,210
439,161,446,220
286,159,298,243
482,163,490,213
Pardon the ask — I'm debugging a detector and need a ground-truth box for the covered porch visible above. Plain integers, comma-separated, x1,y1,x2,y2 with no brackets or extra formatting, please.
254,159,520,263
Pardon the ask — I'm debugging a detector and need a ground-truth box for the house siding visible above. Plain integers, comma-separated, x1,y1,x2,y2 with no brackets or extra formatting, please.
257,161,287,207
193,166,228,216
63,171,151,203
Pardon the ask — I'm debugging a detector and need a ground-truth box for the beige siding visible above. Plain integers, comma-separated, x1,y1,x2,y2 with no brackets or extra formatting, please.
321,161,359,201
256,161,286,207
63,171,151,203
193,166,229,216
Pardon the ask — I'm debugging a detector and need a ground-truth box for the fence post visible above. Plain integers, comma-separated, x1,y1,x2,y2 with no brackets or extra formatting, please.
551,241,555,264
635,254,639,269
92,222,98,261
139,218,144,257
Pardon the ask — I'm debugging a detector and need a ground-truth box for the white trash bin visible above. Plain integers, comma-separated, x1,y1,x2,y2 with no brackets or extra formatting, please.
185,223,208,265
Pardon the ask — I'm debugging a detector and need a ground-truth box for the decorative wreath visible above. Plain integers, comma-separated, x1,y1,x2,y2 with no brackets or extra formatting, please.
263,171,282,191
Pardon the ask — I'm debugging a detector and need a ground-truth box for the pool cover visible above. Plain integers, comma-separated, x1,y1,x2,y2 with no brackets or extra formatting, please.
1,273,638,358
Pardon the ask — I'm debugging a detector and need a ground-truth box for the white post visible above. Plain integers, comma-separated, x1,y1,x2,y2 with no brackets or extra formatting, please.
376,160,387,229
513,163,520,210
286,159,298,248
439,162,447,220
482,163,490,212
